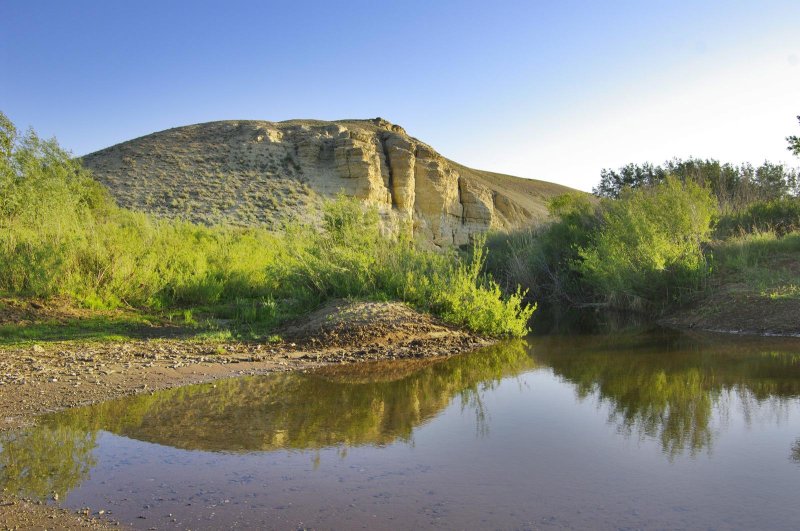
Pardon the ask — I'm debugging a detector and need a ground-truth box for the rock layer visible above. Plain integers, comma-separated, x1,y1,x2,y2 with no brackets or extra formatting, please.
82,118,577,245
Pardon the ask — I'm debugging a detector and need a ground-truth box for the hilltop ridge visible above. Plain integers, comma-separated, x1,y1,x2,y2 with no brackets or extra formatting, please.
82,117,577,245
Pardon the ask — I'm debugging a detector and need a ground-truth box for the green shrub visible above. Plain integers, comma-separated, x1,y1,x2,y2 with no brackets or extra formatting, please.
428,240,535,337
486,193,598,306
578,178,716,309
271,197,535,336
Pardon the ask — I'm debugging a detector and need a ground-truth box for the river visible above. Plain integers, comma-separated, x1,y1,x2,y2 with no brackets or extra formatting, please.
3,328,800,529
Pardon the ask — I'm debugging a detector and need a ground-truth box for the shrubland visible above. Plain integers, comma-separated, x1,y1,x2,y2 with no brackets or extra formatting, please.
488,179,718,312
0,113,533,339
488,144,800,317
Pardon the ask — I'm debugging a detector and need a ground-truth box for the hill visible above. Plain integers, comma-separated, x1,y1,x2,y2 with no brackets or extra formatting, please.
82,118,577,246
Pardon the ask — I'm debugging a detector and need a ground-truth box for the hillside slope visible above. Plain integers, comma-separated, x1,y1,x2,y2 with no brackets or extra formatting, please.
82,118,578,246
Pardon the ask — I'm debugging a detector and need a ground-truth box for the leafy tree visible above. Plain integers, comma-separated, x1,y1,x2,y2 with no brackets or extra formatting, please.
594,157,797,209
788,115,800,157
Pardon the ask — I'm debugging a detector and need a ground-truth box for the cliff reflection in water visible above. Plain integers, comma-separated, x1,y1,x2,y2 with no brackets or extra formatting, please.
0,340,534,498
3,331,800,502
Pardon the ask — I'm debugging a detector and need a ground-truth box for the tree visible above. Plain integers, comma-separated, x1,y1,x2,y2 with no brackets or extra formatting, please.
788,115,800,157
594,157,796,208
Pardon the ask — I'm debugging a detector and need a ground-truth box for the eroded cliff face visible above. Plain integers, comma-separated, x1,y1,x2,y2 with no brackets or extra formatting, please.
83,118,571,246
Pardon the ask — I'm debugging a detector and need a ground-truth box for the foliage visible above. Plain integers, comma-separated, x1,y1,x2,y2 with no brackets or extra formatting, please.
486,193,597,306
788,115,800,157
578,178,716,309
708,231,800,301
487,180,717,313
594,158,799,211
714,231,800,269
0,113,533,337
275,201,535,336
715,197,800,238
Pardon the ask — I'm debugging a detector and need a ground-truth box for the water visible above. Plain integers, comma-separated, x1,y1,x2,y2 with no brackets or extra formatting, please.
3,329,800,529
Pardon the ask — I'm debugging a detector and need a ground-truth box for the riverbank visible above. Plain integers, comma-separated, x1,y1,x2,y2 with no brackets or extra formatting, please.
660,236,800,337
0,299,491,528
0,300,491,431
660,290,800,337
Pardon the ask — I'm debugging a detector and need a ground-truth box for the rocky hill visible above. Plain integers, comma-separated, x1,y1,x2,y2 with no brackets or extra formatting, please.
82,118,577,246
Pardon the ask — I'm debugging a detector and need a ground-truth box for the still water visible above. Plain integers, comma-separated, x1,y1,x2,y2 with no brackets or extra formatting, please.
3,329,800,529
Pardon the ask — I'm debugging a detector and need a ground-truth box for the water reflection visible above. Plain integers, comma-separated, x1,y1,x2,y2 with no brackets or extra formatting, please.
0,340,534,498
0,425,96,500
531,331,800,457
2,331,800,503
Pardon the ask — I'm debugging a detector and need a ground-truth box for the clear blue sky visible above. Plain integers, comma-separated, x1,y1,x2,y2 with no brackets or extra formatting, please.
2,0,799,191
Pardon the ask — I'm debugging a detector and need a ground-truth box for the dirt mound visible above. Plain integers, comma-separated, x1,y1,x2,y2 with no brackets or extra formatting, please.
281,299,471,348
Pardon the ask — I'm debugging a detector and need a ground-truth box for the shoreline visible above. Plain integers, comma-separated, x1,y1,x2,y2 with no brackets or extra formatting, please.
0,333,492,432
659,324,800,338
0,337,491,529
0,300,493,528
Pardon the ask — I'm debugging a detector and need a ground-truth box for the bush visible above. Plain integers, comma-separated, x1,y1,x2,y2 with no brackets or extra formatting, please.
578,178,717,309
486,193,597,306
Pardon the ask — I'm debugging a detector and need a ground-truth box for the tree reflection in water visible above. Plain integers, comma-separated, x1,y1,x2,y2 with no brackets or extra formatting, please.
531,331,800,458
0,425,97,500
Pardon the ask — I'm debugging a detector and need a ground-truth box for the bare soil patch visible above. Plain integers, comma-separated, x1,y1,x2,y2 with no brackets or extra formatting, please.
661,290,800,336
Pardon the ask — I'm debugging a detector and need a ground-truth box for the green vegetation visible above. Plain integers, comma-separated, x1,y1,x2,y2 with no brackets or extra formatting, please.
0,313,162,344
486,193,596,306
787,115,800,157
0,112,533,339
710,231,800,301
578,178,716,309
489,179,718,312
715,197,800,238
593,157,798,210
488,122,800,319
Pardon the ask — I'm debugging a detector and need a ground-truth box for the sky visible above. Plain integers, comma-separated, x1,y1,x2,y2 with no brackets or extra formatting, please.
1,0,799,192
